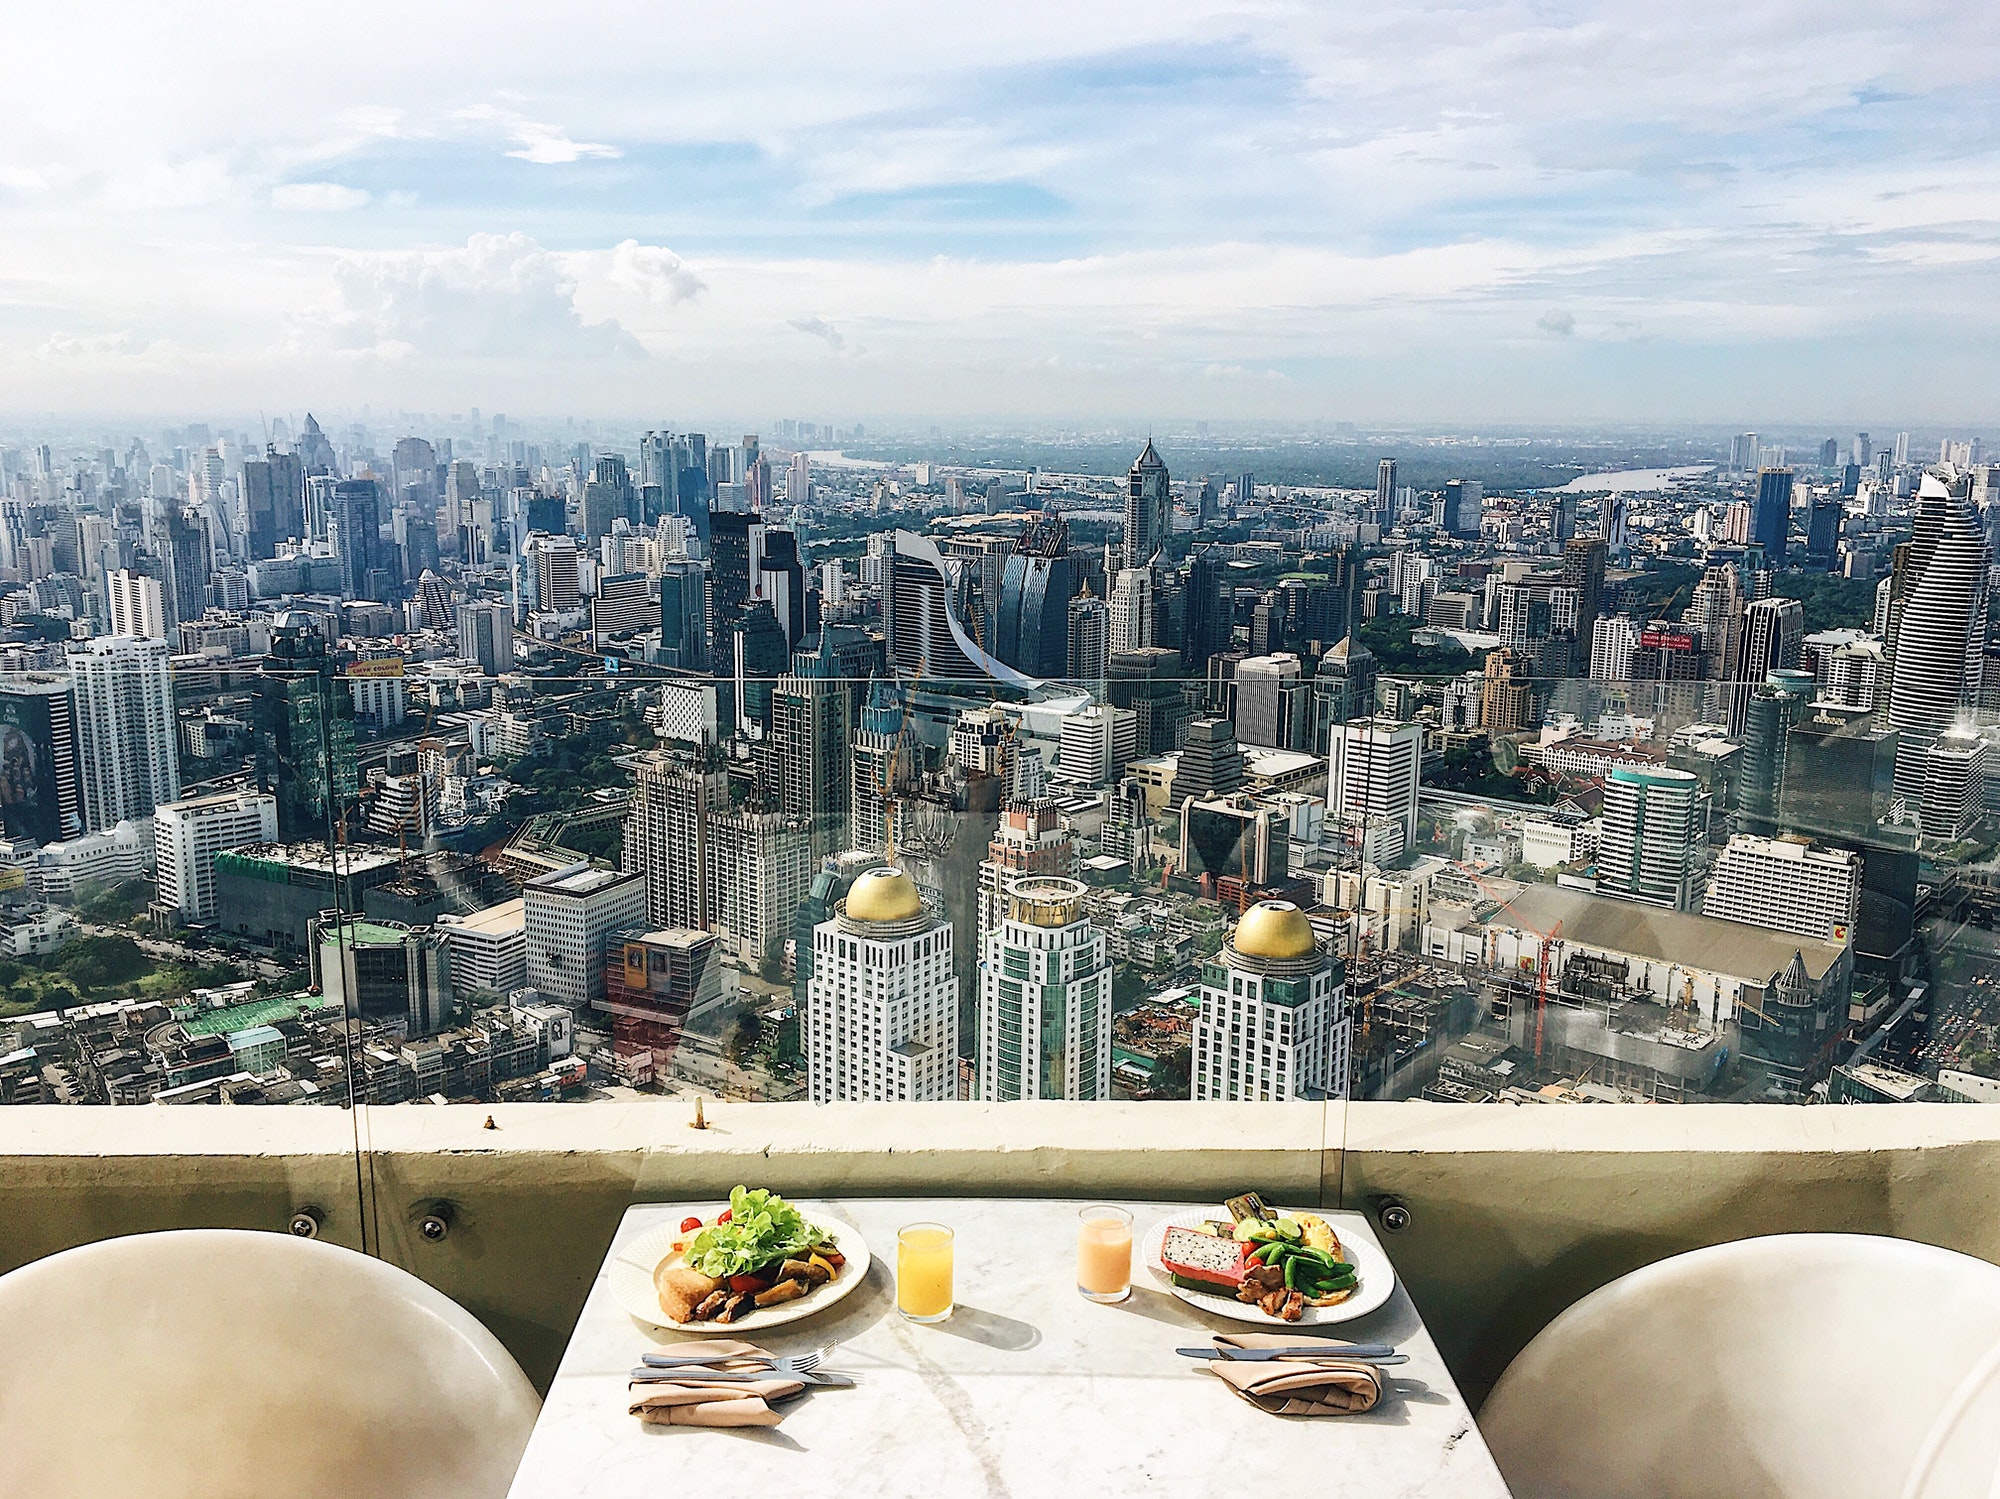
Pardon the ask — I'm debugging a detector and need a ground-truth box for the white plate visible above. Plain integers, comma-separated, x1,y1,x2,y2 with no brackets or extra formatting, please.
1140,1207,1395,1326
608,1205,871,1334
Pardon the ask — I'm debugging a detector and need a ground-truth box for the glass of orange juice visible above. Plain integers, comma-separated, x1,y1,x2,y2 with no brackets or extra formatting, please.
1077,1205,1133,1303
897,1222,954,1322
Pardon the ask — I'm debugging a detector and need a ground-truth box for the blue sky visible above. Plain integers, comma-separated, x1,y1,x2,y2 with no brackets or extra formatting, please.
2,0,1997,425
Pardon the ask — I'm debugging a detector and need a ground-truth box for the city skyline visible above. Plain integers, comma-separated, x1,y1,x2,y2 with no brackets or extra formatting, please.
4,2,1999,422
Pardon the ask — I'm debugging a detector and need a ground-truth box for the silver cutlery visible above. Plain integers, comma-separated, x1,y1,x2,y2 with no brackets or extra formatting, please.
629,1366,857,1388
641,1344,836,1376
1176,1345,1403,1363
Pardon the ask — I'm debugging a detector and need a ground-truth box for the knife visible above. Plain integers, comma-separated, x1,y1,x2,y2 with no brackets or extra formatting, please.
629,1366,857,1387
1176,1345,1402,1362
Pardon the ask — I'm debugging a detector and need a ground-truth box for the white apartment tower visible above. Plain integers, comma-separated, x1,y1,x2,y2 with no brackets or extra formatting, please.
153,791,278,924
107,570,168,641
1597,764,1700,910
1192,901,1349,1102
1704,835,1860,946
977,877,1112,1101
1328,717,1422,866
805,866,957,1102
523,862,648,1010
68,635,180,832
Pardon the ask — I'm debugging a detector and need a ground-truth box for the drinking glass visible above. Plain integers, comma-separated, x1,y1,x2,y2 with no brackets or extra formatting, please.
897,1222,954,1322
1077,1205,1134,1303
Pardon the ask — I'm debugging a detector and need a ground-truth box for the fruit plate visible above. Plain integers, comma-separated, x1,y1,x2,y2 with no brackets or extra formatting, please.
1139,1206,1395,1326
608,1205,871,1334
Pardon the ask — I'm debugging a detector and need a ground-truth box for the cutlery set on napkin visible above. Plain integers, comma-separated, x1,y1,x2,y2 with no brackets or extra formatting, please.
626,1340,853,1428
1179,1332,1402,1416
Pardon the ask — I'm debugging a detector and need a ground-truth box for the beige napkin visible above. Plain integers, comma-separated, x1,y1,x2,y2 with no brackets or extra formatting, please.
628,1340,805,1428
1204,1333,1386,1416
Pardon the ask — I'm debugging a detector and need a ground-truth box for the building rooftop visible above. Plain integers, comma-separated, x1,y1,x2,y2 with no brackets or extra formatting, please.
1482,885,1847,984
442,898,526,937
527,863,633,896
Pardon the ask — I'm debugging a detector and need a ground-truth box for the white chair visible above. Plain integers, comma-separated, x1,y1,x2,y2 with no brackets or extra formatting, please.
1479,1232,2000,1499
0,1227,540,1499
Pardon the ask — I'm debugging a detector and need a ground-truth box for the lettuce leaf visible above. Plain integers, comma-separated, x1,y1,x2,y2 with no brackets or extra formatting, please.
684,1186,833,1278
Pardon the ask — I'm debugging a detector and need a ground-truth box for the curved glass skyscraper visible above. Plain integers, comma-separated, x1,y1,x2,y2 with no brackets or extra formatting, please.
1885,472,1989,812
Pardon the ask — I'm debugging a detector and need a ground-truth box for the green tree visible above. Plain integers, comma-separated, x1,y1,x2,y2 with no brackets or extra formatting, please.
1148,1044,1192,1098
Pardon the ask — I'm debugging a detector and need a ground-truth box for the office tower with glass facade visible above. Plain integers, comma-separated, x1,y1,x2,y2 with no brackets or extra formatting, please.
1752,468,1792,562
255,620,360,842
976,877,1111,1102
1123,440,1171,570
1597,764,1699,910
1885,472,1989,814
0,674,83,844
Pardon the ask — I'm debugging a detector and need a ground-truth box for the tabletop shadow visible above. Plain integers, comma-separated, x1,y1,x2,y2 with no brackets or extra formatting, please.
930,1305,1041,1351
639,1421,807,1451
1106,1284,1204,1328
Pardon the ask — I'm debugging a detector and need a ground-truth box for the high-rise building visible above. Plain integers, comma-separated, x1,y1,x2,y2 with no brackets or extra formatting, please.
1734,669,1816,836
1705,834,1860,946
311,914,452,1039
68,635,179,832
623,747,729,931
1375,459,1397,529
1751,469,1792,562
1921,726,1987,844
254,621,360,843
1729,597,1805,735
771,633,854,857
1067,591,1109,694
601,927,720,1081
107,570,168,641
1437,479,1484,538
1108,568,1154,654
1123,440,1171,569
658,560,708,672
153,791,279,925
1560,536,1608,644
1175,718,1245,808
1329,717,1422,866
805,866,957,1102
976,876,1111,1101
162,507,211,627
1481,648,1535,734
1231,652,1305,750
456,602,511,676
590,571,655,644
1597,764,1699,910
707,805,813,966
0,674,83,844
995,510,1075,679
882,531,1038,687
1192,901,1349,1101
1885,472,1989,813
584,454,634,542
1107,646,1186,755
241,449,304,561
333,479,385,602
1730,433,1760,473
522,861,648,1011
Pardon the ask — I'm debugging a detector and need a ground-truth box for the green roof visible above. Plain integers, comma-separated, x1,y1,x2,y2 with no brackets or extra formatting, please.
181,992,339,1038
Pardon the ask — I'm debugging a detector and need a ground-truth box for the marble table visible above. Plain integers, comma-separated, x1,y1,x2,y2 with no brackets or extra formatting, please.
506,1199,1514,1498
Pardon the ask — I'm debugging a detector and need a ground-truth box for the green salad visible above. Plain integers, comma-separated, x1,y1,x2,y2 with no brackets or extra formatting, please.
685,1186,835,1278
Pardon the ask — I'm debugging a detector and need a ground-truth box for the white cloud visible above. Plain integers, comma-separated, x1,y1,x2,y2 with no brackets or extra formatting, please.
1537,308,1577,336
297,233,646,361
596,240,706,306
503,122,621,165
787,315,848,352
272,182,371,211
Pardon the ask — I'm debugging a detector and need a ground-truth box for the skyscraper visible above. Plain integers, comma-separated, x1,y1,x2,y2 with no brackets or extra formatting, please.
1122,440,1171,569
658,560,707,671
106,570,168,641
1884,472,1990,813
976,876,1111,1101
1752,468,1792,562
68,635,180,831
523,862,649,1012
995,510,1075,679
0,674,83,844
624,746,729,932
1067,591,1109,695
333,479,384,601
1375,459,1398,529
1597,765,1699,910
255,621,359,843
1192,901,1349,1102
241,448,304,561
456,601,511,676
1705,835,1860,947
805,866,957,1102
1329,717,1422,865
771,632,854,857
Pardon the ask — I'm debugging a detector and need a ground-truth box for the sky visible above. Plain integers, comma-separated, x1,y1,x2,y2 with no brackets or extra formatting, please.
2,0,1998,428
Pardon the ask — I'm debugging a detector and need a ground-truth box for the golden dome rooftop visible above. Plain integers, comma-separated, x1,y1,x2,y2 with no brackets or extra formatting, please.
1231,900,1318,961
844,867,924,923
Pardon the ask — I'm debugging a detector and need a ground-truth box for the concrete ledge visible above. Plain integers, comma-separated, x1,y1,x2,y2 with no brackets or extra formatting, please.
7,1100,2000,1393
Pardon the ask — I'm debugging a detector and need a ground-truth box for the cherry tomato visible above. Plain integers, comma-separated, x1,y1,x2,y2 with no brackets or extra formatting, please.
680,1216,702,1233
717,1209,733,1224
727,1274,768,1294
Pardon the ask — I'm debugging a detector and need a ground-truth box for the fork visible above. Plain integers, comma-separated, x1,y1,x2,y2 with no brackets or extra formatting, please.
641,1343,836,1376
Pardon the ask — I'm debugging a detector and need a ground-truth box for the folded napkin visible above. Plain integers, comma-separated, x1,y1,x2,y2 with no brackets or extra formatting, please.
628,1340,803,1428
1204,1358,1384,1416
1205,1334,1385,1416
